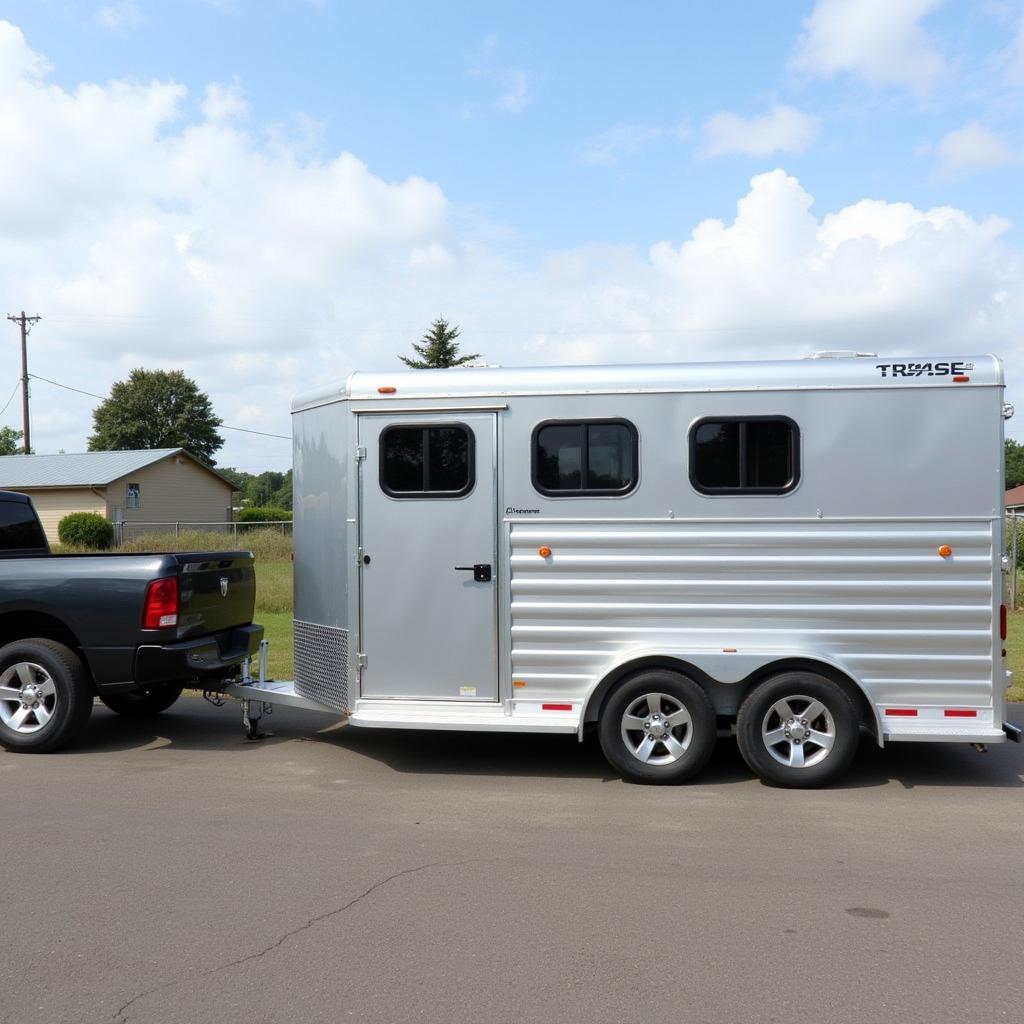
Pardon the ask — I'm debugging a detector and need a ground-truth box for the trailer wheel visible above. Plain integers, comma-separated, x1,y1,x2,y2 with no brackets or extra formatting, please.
100,683,185,717
0,639,93,753
599,670,716,784
736,672,859,788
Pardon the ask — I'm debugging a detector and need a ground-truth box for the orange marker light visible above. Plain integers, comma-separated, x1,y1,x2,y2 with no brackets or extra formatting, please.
938,544,953,558
377,386,397,394
538,546,552,558
513,680,527,689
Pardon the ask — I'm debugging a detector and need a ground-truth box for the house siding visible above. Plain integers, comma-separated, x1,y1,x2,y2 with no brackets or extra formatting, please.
107,456,234,530
16,487,108,543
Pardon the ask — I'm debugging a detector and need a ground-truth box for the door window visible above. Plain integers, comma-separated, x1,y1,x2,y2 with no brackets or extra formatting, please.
380,424,474,498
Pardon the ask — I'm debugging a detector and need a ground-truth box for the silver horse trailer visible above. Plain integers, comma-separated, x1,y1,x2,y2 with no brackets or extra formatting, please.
228,352,1020,787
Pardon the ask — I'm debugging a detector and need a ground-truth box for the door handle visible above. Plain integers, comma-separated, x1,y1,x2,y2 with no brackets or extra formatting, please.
454,563,492,582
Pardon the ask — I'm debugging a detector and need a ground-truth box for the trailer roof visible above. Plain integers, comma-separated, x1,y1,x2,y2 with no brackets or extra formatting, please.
292,352,1003,413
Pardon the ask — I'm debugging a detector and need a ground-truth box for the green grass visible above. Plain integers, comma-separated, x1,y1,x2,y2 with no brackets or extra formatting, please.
259,610,293,679
1005,612,1024,702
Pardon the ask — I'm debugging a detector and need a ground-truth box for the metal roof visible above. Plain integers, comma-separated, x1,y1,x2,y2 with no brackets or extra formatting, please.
292,353,1003,412
0,449,238,490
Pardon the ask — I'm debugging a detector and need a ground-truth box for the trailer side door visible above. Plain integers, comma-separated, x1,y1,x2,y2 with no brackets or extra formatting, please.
357,412,499,701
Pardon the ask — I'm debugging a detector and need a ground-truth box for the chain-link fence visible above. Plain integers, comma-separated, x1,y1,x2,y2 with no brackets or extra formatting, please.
114,520,292,545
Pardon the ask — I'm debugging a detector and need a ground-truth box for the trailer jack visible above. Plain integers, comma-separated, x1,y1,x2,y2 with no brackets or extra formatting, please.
239,641,274,741
241,698,273,741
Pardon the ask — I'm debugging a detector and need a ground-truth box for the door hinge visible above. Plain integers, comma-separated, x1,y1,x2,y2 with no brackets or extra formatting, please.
356,652,367,669
355,445,367,461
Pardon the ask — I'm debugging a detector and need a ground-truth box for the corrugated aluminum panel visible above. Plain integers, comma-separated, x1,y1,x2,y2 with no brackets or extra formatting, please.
509,520,995,718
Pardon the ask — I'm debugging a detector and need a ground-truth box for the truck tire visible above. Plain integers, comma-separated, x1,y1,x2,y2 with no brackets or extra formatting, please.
599,669,717,784
100,683,185,717
736,672,859,788
0,639,94,753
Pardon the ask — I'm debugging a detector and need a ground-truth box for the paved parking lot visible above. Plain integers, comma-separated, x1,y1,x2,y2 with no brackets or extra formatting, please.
2,698,1022,1024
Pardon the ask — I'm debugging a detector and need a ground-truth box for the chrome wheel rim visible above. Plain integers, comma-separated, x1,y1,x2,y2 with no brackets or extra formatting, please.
761,694,835,769
0,663,57,735
621,692,693,765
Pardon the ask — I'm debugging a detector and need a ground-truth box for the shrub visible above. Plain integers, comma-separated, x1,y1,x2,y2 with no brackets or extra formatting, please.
238,506,292,523
58,511,114,550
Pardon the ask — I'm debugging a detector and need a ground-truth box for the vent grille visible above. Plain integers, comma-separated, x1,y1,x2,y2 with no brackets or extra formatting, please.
294,620,349,712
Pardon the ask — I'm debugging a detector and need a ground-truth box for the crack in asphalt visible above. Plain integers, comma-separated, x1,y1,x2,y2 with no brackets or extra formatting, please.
111,859,460,1023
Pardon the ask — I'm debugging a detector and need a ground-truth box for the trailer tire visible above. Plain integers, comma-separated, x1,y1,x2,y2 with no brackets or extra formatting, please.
0,638,93,754
599,670,716,784
100,683,185,717
737,672,859,788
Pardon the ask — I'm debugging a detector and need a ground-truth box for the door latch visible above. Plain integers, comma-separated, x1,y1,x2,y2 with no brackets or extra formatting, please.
454,563,492,582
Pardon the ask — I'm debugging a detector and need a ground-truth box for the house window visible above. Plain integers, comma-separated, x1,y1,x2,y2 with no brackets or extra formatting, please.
532,420,638,496
126,483,141,509
380,424,474,498
689,417,799,495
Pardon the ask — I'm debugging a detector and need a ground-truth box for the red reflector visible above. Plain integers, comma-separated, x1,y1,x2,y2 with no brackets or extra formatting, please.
1000,604,1007,641
142,577,179,629
945,709,977,718
541,703,572,711
885,708,918,717
953,375,970,383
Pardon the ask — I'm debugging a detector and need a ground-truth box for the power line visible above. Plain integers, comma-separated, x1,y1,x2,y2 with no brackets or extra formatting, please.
0,380,21,418
27,373,291,441
6,312,40,453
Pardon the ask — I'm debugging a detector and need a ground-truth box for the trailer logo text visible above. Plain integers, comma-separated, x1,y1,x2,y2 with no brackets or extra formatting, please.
875,361,972,378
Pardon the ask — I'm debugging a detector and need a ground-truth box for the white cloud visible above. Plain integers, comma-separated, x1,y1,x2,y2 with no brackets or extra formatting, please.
791,0,945,93
2,22,1023,466
577,123,664,165
702,105,818,158
937,122,1017,174
96,2,143,31
466,36,533,115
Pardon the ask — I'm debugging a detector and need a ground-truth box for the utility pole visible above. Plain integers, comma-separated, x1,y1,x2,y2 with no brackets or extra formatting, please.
6,311,40,454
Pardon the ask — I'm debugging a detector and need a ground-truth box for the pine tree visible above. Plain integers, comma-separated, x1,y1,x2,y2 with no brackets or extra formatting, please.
399,318,479,369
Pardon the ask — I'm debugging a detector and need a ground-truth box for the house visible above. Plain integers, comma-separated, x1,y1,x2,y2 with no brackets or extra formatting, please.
0,449,237,542
1006,485,1024,512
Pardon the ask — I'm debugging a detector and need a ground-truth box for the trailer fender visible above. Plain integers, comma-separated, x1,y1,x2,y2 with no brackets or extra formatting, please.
578,647,883,745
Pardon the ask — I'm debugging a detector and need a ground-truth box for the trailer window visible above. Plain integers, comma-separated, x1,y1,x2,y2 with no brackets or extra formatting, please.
380,424,474,497
690,417,799,495
533,420,638,496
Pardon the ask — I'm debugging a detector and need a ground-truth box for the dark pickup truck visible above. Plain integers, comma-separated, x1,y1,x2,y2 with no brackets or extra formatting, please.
0,490,262,753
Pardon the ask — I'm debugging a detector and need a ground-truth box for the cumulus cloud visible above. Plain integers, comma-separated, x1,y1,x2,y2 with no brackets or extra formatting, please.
791,0,945,93
1,22,1023,466
937,122,1017,175
702,105,818,158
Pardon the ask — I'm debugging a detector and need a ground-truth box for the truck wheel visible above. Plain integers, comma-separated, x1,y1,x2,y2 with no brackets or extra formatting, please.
100,684,185,717
736,672,859,788
0,639,93,753
599,670,717,784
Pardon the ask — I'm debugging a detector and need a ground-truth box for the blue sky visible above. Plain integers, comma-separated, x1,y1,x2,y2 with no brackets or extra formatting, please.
0,1,1023,467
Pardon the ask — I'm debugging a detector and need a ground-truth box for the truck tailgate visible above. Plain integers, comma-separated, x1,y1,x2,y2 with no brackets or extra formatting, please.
177,553,256,638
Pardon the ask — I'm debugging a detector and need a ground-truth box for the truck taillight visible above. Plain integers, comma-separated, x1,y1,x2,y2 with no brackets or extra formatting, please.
1000,603,1007,641
143,577,179,629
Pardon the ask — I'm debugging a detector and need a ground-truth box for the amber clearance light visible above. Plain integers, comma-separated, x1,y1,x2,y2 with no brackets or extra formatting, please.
538,546,552,558
938,544,953,558
377,386,397,394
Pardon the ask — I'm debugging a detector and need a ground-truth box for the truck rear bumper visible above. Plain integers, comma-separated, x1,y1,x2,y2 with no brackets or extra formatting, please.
130,624,265,688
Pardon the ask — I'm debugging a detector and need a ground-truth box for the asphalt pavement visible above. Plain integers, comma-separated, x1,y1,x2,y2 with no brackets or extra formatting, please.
2,698,1022,1024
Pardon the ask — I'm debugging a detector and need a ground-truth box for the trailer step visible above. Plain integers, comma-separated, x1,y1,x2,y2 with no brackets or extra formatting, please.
349,698,579,734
